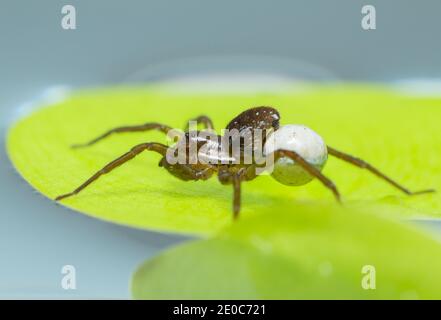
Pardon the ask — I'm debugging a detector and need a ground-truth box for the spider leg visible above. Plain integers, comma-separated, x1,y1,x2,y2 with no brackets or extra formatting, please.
273,149,341,202
218,166,249,218
229,168,255,220
232,168,247,219
184,115,214,131
55,142,168,201
72,123,173,148
327,146,435,196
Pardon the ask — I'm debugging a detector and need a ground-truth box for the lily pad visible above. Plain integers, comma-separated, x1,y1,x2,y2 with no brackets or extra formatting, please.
132,204,441,299
6,84,441,234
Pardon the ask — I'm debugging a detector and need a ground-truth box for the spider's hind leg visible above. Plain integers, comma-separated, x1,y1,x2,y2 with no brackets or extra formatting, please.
327,146,435,195
270,149,341,202
55,142,168,201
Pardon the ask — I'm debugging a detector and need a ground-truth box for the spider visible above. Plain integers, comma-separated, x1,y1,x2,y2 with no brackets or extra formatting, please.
55,106,434,218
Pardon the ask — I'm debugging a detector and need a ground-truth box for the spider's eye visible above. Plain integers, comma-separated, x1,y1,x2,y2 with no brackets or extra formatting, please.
264,124,328,186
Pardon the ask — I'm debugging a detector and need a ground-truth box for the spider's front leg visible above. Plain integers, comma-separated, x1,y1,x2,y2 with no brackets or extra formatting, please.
71,123,174,148
55,142,168,201
184,115,215,131
327,146,435,195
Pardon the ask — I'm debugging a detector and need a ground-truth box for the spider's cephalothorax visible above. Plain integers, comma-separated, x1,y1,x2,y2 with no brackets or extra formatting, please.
56,106,434,218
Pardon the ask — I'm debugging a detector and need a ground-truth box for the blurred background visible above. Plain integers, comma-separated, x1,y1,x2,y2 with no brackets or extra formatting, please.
1,0,440,298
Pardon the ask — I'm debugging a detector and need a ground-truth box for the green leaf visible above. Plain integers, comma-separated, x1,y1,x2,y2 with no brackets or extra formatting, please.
6,85,441,234
132,204,441,299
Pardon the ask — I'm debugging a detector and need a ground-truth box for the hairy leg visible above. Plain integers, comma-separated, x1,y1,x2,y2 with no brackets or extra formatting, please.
218,166,251,218
72,123,173,148
327,146,435,195
232,168,248,219
56,142,168,201
273,149,341,202
184,115,215,131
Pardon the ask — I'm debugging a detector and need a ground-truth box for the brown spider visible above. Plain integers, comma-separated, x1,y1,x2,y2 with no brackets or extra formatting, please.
55,106,434,218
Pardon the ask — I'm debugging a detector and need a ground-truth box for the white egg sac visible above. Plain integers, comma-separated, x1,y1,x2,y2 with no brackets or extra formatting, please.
264,124,328,186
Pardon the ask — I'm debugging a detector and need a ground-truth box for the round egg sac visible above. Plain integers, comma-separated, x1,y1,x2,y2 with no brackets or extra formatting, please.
264,124,328,186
